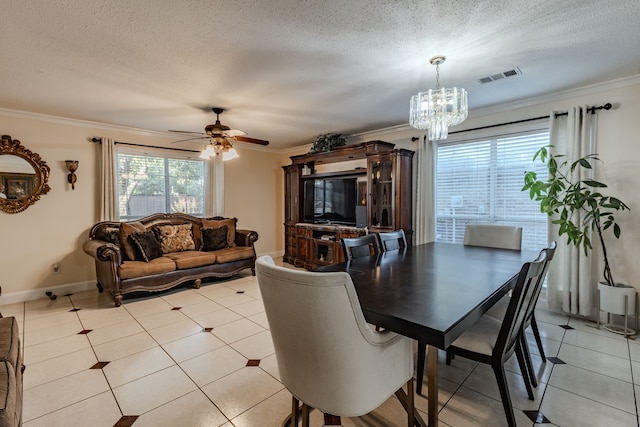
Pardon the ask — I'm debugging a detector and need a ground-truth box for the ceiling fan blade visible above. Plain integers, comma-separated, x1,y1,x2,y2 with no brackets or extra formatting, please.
234,135,269,146
170,136,209,144
168,129,206,135
225,129,247,137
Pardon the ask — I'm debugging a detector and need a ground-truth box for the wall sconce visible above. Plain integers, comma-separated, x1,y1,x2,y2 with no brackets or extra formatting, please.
65,160,79,190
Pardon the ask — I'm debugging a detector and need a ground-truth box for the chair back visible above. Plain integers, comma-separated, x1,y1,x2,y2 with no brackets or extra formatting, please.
463,224,522,250
378,230,408,252
255,255,412,417
341,234,381,260
523,241,557,329
494,249,548,362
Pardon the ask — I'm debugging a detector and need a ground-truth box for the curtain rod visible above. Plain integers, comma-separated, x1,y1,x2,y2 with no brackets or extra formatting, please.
440,102,613,137
90,137,200,154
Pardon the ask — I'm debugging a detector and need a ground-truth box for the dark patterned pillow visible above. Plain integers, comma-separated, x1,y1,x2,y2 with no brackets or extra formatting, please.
130,230,163,262
202,226,229,251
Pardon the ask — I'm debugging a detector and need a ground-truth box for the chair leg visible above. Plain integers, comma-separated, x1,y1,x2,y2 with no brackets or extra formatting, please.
416,342,426,395
530,315,546,362
492,363,518,427
406,379,415,427
291,396,300,426
519,333,537,387
515,342,535,400
445,350,454,365
301,404,311,427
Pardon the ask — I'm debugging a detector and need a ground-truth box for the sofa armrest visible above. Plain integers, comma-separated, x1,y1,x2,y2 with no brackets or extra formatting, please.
235,229,259,247
83,239,123,265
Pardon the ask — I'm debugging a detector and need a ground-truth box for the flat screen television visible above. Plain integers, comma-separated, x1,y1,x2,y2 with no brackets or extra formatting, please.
303,177,357,225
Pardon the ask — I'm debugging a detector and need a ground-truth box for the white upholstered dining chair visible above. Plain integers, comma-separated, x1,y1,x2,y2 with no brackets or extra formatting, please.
255,255,415,426
463,224,523,250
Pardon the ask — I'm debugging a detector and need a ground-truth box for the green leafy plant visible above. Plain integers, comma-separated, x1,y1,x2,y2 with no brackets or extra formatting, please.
522,145,630,287
309,133,347,153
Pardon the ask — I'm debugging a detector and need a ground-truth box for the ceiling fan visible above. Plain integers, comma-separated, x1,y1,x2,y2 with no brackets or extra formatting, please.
169,107,269,161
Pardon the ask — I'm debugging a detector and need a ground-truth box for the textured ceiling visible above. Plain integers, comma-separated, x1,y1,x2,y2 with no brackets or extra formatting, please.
1,0,640,149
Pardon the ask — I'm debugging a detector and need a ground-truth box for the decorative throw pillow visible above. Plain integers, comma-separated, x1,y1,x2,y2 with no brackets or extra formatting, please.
119,221,146,261
201,218,236,248
153,223,196,254
202,225,229,251
130,231,163,262
103,227,121,246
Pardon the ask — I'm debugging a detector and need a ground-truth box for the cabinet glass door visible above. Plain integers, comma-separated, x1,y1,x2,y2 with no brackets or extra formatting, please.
369,159,394,228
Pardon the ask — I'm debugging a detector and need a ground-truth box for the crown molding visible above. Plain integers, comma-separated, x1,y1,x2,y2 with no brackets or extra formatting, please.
470,73,640,118
3,73,640,152
351,73,640,140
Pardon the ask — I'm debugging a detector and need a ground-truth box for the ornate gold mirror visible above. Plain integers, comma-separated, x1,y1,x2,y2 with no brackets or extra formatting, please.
0,135,50,213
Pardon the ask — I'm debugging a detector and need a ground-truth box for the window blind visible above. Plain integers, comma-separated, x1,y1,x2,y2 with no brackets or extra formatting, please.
435,131,549,251
117,151,208,220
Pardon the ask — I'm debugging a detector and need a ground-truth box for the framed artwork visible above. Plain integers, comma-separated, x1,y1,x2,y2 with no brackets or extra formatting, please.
6,178,30,199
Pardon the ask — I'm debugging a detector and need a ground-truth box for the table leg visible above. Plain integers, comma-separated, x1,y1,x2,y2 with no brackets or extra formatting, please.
428,345,438,427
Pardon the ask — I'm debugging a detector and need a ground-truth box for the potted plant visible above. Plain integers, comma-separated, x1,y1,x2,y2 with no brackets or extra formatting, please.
309,133,347,153
522,145,633,332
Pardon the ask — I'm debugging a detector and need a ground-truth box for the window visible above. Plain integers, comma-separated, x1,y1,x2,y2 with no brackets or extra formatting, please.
435,131,549,251
117,149,208,220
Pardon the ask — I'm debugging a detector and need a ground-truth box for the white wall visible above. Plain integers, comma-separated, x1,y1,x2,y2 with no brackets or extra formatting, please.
2,75,639,304
357,75,640,295
0,112,283,303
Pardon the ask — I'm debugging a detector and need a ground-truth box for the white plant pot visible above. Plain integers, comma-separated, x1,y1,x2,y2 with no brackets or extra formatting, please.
597,282,638,337
598,282,636,315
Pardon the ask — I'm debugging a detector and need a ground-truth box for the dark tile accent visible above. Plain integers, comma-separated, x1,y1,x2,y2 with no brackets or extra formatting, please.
171,307,182,311
90,361,110,369
69,308,82,312
547,357,566,364
558,324,574,330
236,291,245,294
203,327,214,332
324,414,341,425
78,329,93,335
114,415,139,427
246,359,260,367
524,410,551,423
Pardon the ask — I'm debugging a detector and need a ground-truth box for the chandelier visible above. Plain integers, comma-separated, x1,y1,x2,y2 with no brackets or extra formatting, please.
199,138,239,161
410,55,468,141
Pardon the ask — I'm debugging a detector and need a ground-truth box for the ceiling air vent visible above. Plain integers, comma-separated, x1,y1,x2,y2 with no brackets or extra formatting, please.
478,67,522,84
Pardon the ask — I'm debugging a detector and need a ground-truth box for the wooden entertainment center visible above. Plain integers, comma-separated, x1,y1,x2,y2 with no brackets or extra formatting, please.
283,140,414,269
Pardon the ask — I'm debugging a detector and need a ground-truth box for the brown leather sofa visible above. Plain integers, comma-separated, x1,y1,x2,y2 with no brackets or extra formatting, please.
83,213,259,306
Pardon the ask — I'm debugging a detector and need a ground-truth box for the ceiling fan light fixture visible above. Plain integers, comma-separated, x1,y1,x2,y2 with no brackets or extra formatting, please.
222,147,239,161
199,144,217,159
409,55,468,141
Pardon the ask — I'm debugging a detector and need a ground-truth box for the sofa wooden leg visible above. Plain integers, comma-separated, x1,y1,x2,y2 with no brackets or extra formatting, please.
114,294,123,307
194,278,202,289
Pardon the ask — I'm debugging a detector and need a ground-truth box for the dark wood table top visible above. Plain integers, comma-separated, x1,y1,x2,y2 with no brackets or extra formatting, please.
316,242,537,349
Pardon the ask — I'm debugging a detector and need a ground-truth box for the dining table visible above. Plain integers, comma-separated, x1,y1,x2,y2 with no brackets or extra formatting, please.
316,241,538,427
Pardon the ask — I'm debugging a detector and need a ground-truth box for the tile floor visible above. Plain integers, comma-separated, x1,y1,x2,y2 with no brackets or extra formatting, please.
3,264,640,427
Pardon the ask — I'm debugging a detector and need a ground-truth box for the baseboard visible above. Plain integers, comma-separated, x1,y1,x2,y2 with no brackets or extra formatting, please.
0,281,97,306
1,253,283,306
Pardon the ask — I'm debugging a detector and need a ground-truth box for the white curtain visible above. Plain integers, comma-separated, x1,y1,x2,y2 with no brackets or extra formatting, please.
546,107,598,316
415,135,436,245
209,156,224,217
99,138,117,221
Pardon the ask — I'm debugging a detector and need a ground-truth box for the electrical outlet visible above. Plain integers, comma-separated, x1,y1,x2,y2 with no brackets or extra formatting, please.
52,263,60,274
